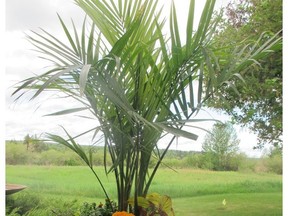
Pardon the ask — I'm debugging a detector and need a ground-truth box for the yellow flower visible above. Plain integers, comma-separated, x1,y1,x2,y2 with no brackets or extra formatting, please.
112,211,135,216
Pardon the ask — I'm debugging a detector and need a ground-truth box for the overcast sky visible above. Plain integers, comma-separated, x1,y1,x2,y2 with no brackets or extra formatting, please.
4,0,264,157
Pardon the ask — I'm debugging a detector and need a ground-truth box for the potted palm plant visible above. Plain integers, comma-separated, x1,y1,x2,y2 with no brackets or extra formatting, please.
12,0,281,214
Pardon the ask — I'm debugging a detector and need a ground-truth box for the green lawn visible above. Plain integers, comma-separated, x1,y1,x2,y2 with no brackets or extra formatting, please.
173,193,282,215
6,165,282,215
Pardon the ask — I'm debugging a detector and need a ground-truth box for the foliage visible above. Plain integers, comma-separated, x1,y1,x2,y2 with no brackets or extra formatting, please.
267,145,282,158
6,208,21,216
6,140,281,174
206,0,282,148
51,200,80,216
38,148,83,166
6,192,42,216
202,122,241,171
128,193,174,216
260,146,282,174
79,200,117,216
265,155,282,175
24,134,48,152
6,141,85,166
12,0,281,213
6,142,30,165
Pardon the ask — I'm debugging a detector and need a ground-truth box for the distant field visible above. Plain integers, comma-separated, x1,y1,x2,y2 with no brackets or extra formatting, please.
6,165,282,215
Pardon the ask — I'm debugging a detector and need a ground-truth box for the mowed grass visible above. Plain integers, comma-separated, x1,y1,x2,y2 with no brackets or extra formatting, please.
6,165,282,215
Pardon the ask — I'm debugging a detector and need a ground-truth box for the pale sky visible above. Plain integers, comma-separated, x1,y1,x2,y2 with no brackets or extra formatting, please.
4,0,265,157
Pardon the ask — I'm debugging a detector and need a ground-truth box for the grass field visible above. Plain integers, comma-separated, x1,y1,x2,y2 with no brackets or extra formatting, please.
6,165,282,215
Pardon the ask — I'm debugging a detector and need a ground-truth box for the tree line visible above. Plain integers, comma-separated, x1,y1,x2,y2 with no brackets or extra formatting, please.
6,132,282,174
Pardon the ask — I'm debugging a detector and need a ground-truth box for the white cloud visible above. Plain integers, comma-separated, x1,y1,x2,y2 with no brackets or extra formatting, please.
6,93,99,144
6,0,85,31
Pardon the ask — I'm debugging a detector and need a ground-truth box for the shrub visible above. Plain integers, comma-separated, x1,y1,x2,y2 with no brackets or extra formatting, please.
225,153,246,171
198,153,214,170
50,199,79,216
184,153,203,168
6,207,21,216
79,200,117,216
63,151,85,166
254,159,269,173
238,157,258,173
36,149,65,165
253,153,282,175
6,192,41,215
6,143,29,165
92,151,105,166
161,158,185,169
265,155,282,174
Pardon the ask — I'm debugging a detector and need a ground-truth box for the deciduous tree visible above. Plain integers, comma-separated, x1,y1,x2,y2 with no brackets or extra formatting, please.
202,122,240,171
206,0,282,148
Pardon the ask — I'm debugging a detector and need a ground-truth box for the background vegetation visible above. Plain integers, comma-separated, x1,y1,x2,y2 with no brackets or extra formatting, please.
6,139,282,174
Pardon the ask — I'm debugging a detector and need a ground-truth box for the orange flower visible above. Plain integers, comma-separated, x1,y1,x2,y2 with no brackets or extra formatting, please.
112,211,135,216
